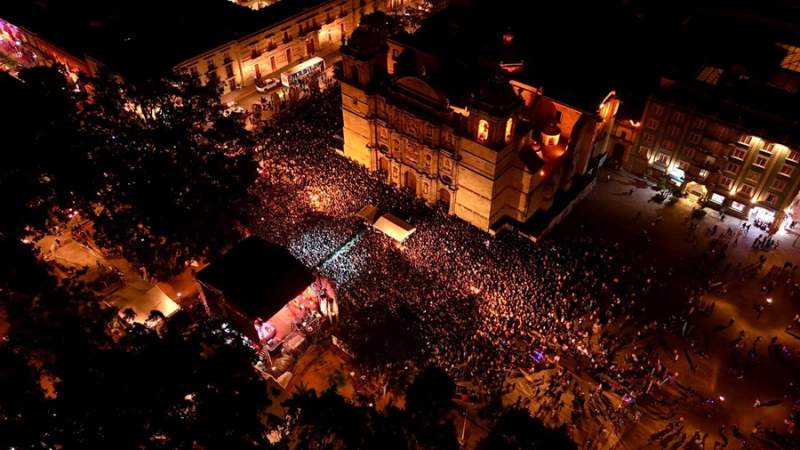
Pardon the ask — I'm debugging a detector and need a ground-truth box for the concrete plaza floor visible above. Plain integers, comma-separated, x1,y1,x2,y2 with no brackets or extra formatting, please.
552,168,800,448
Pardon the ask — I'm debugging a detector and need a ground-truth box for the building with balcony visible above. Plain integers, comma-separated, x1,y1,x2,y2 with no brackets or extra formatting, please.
0,0,424,102
339,2,620,234
624,39,800,231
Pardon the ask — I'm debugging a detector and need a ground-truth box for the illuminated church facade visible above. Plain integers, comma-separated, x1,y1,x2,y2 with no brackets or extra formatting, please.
339,11,619,233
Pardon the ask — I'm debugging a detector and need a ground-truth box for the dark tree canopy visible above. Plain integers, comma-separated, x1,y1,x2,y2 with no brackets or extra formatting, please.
278,367,465,450
2,65,258,279
1,277,273,449
478,407,576,450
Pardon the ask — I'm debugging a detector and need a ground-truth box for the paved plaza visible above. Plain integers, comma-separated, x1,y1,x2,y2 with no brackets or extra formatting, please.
553,168,800,448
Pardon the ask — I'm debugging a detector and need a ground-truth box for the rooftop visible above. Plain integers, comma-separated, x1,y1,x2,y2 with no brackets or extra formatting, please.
388,0,665,114
196,236,315,320
0,0,329,78
651,21,800,146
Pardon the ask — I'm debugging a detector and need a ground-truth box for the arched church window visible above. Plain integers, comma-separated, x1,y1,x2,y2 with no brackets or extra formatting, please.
477,119,490,144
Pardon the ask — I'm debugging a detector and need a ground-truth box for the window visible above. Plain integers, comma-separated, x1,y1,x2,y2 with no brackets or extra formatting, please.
710,193,725,204
725,162,739,173
730,201,746,212
667,126,681,138
788,150,800,163
772,179,787,191
677,160,690,170
642,133,655,146
739,184,755,196
731,148,747,160
699,169,709,178
779,164,794,177
270,56,276,71
739,135,753,146
654,152,670,165
504,117,514,144
477,119,490,144
762,143,775,154
693,118,706,129
638,146,651,158
671,111,685,123
652,104,664,116
720,176,734,188
662,140,675,151
766,193,779,205
646,118,659,130
225,64,234,78
753,156,768,168
286,48,292,64
687,132,701,144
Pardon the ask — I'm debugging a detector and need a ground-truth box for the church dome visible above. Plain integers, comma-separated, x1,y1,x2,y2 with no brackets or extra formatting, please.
345,27,382,57
475,72,519,116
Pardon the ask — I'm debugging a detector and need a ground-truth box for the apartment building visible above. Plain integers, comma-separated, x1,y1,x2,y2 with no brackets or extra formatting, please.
625,42,800,232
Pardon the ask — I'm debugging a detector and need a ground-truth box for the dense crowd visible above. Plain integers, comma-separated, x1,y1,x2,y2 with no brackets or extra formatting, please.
246,85,800,447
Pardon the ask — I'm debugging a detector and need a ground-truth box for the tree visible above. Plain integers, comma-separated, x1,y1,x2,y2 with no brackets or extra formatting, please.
0,347,54,449
1,274,274,449
478,407,576,450
280,386,413,450
404,367,460,450
0,66,89,242
81,70,258,279
4,65,258,280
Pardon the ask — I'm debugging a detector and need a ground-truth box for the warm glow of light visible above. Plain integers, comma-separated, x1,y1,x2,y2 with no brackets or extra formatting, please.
504,117,514,144
477,119,490,144
629,120,641,127
766,297,773,304
539,169,546,176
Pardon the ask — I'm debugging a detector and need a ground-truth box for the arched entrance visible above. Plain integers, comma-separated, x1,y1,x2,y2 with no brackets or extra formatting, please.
379,157,389,176
612,143,626,164
684,181,708,201
404,170,417,193
437,188,451,207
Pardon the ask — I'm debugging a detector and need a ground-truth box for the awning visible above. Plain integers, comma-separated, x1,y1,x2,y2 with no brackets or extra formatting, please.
373,213,416,243
356,204,379,224
109,285,180,324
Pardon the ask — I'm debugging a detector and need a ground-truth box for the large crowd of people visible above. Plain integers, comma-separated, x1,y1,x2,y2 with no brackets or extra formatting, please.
245,84,800,448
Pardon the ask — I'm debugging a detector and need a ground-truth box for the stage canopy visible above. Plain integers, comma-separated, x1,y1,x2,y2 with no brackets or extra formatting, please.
109,285,180,324
197,236,314,320
373,213,416,243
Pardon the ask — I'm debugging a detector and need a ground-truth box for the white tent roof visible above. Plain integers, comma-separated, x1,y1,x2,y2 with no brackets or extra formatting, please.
373,213,416,243
109,285,180,323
